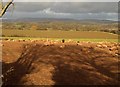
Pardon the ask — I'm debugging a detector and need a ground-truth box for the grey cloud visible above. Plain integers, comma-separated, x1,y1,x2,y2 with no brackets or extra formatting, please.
51,2,118,13
11,2,118,13
7,2,55,12
3,2,118,21
4,10,117,21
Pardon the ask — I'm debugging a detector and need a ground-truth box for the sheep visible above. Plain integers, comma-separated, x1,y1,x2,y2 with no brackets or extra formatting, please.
96,44,102,48
0,43,4,46
44,40,51,46
60,45,65,48
76,41,80,45
62,39,65,43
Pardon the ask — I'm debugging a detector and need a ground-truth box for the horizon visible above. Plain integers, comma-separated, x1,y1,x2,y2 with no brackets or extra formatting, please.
2,17,118,22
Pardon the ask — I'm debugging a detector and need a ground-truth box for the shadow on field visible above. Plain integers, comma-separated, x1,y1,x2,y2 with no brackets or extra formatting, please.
2,43,119,86
2,44,43,85
51,58,119,85
51,60,91,85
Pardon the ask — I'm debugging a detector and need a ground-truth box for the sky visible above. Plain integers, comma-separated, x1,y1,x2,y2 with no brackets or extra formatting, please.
3,0,120,2
2,0,119,21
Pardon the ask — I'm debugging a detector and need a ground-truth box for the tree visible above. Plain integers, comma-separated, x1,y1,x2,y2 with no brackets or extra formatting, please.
0,0,14,17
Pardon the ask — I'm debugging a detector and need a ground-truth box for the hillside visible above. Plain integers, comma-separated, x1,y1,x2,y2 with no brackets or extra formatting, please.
1,40,119,85
2,19,118,35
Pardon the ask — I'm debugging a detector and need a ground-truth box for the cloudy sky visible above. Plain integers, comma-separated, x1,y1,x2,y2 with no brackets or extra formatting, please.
3,0,119,21
3,0,119,2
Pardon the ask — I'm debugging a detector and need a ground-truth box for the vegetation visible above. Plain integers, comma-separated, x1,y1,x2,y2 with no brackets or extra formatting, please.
2,20,118,34
1,37,118,43
2,29,118,39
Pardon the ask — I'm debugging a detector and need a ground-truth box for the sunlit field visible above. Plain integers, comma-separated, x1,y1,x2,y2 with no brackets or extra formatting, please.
1,1,119,86
2,30,118,39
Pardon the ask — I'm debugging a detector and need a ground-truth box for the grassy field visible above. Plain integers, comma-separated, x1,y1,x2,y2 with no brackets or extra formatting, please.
2,30,118,38
1,37,118,42
1,29,119,42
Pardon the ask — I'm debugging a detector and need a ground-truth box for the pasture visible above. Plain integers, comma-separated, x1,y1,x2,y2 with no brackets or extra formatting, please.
1,30,119,85
2,30,118,39
2,30,118,42
2,40,119,85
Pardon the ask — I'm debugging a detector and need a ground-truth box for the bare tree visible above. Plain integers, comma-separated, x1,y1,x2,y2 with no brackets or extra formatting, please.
0,0,14,17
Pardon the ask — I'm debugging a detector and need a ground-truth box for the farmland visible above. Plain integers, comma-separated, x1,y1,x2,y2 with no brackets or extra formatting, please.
2,29,118,39
1,20,119,85
2,19,118,34
0,1,119,86
1,40,119,85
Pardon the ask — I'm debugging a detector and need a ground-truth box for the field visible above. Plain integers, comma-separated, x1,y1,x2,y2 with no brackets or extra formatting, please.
2,30,118,39
1,20,119,85
1,40,119,85
2,29,119,43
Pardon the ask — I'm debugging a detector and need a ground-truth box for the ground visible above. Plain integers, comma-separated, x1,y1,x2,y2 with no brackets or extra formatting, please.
1,40,120,85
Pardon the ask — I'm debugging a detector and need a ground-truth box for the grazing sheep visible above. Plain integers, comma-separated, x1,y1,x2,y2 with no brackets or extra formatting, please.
12,39,15,42
4,38,8,41
109,46,117,51
18,40,21,42
53,41,57,45
96,44,102,48
67,39,72,42
60,45,65,48
10,39,13,41
62,39,65,43
30,40,35,42
102,45,108,48
44,43,49,46
77,41,80,45
49,41,54,46
60,39,66,48
35,40,38,42
0,43,4,46
44,40,51,46
23,40,26,42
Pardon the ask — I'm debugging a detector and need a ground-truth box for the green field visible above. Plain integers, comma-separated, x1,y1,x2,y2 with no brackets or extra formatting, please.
1,30,119,42
2,30,118,39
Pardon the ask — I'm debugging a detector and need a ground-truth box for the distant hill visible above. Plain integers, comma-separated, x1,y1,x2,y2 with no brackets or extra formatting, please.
2,18,117,24
2,18,118,35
